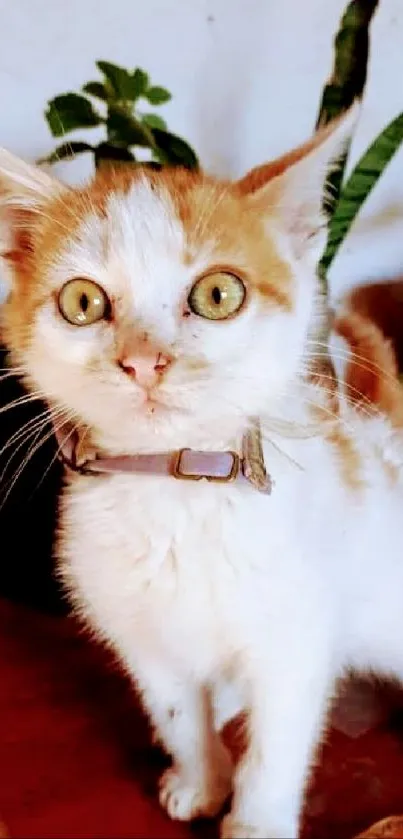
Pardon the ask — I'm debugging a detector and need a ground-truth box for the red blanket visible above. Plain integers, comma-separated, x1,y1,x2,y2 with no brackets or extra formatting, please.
1,597,403,839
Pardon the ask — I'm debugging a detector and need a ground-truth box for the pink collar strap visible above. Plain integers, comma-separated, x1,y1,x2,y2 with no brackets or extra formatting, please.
57,427,272,495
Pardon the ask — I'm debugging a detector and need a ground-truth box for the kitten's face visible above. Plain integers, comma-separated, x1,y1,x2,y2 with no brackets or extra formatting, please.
0,114,353,452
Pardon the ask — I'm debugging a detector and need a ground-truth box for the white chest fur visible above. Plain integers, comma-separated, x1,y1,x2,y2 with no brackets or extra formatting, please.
59,417,402,677
58,419,403,838
61,461,281,675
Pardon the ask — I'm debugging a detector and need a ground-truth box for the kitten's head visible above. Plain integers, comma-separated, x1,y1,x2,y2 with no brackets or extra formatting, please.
0,112,354,453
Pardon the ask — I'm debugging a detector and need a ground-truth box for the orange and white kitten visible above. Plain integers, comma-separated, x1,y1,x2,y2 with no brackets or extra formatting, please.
2,112,403,839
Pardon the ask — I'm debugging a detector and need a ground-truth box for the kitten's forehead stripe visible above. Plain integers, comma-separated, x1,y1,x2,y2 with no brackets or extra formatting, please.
105,175,186,265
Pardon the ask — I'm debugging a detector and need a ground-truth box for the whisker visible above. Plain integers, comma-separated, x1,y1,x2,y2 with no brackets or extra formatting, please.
0,410,74,507
0,403,68,477
308,370,378,419
266,436,305,471
0,390,45,415
32,418,82,496
0,367,26,379
0,427,48,506
308,339,403,388
0,412,51,467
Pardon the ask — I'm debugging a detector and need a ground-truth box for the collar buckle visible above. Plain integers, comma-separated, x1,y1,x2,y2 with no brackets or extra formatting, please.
171,448,240,483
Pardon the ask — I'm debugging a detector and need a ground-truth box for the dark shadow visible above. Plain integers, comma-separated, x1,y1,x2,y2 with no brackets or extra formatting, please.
0,343,65,614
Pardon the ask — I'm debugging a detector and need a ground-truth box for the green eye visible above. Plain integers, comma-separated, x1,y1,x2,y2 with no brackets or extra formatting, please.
188,271,246,320
58,279,110,326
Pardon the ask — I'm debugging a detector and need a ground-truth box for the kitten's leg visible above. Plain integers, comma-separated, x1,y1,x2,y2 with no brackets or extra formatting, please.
135,662,233,821
221,647,332,839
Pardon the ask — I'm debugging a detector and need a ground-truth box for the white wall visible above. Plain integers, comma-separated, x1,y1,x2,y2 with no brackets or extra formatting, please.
0,0,403,299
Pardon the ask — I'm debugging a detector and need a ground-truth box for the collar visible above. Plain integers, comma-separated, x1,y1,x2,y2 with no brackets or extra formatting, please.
56,424,272,495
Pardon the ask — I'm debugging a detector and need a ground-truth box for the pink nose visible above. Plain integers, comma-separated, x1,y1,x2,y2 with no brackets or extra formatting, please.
119,351,171,389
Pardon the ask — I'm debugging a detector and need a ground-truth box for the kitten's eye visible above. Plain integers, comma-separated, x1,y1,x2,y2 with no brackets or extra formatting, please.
58,279,110,327
188,271,246,321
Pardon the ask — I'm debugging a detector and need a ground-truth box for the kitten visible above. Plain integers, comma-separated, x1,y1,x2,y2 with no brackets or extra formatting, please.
2,109,403,839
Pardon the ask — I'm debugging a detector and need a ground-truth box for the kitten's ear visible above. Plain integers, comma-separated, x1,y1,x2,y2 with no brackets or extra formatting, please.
0,148,65,267
239,104,359,259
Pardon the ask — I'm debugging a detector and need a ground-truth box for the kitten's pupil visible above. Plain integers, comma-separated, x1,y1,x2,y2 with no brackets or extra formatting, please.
212,286,221,305
80,293,89,313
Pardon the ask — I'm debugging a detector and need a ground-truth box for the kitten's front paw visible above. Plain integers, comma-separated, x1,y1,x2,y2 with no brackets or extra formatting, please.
221,813,297,839
159,760,232,821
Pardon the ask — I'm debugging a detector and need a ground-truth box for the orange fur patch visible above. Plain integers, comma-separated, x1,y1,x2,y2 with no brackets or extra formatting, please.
327,423,364,491
335,310,403,428
346,280,403,373
309,395,363,492
329,293,403,489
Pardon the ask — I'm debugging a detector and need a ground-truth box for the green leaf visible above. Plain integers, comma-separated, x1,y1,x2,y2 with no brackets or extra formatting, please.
107,109,154,147
316,0,379,129
141,113,167,130
130,68,149,100
82,81,108,102
321,111,403,273
94,142,136,169
96,60,134,100
316,0,380,297
45,94,102,137
145,85,171,105
152,128,198,169
38,141,93,165
317,0,380,228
